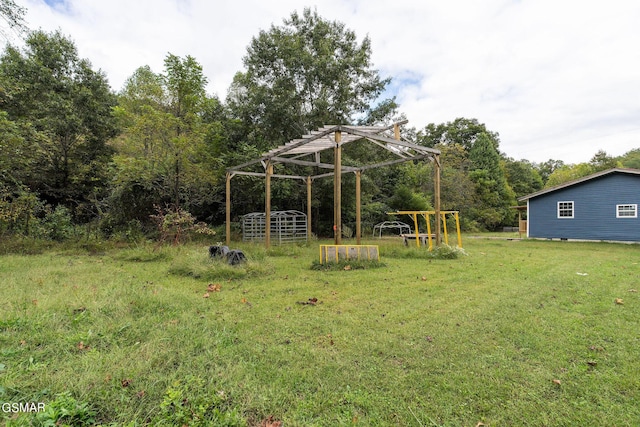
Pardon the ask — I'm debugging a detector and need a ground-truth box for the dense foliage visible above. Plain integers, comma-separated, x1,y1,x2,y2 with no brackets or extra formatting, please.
0,9,638,240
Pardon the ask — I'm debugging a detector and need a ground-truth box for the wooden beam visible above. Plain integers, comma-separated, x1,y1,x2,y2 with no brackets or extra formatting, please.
356,170,361,244
265,161,273,248
334,130,342,245
307,176,312,241
225,172,232,246
230,171,307,180
342,127,441,154
434,154,441,246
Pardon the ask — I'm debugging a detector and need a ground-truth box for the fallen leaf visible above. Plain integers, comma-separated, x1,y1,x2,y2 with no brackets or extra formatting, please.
421,276,427,281
552,379,561,385
615,298,624,305
136,390,145,398
628,289,638,293
260,415,282,427
475,422,486,427
343,265,352,271
32,299,38,306
297,297,319,306
425,336,434,342
587,360,597,367
121,378,132,388
77,341,89,351
207,283,221,292
202,292,210,298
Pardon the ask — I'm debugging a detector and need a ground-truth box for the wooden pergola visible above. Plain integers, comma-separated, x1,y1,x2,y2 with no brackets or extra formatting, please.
225,120,442,247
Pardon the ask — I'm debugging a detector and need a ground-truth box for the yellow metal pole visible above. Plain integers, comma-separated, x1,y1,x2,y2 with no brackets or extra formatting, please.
426,212,433,250
225,172,232,246
455,211,462,248
442,212,449,245
412,213,420,248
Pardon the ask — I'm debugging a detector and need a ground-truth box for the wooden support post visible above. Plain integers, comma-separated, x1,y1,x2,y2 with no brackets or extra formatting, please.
434,154,441,246
306,176,312,241
265,161,273,249
225,172,232,246
334,130,342,245
355,170,361,245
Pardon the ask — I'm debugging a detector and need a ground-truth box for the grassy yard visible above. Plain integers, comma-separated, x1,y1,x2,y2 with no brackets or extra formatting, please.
1,236,639,426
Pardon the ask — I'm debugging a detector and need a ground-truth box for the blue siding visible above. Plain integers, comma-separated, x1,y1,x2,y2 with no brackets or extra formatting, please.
529,173,640,241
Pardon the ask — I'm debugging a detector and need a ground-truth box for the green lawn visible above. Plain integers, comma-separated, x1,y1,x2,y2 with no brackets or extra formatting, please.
1,236,639,426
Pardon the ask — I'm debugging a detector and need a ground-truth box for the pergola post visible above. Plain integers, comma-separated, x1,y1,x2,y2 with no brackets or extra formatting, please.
306,176,312,241
334,130,342,245
355,170,361,244
225,172,232,246
265,161,273,248
434,154,441,246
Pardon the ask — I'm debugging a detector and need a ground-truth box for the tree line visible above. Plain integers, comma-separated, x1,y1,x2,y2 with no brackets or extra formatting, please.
1,7,637,241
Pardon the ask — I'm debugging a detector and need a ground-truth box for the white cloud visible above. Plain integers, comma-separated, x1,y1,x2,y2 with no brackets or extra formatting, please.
18,0,640,164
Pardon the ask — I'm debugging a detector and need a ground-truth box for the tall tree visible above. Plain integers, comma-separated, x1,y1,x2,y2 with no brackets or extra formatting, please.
618,148,640,169
110,55,221,229
227,7,393,150
0,30,118,219
503,158,543,199
467,133,516,229
417,118,500,151
589,149,620,171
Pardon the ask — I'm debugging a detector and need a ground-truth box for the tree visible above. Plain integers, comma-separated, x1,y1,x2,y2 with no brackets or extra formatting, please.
589,149,620,172
535,159,565,185
0,30,118,220
417,118,500,151
544,163,594,188
109,55,222,230
0,0,27,41
503,158,543,199
416,119,514,230
467,133,516,229
618,148,640,169
227,7,393,150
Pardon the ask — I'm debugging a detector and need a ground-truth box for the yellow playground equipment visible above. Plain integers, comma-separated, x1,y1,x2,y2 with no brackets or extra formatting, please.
388,211,462,249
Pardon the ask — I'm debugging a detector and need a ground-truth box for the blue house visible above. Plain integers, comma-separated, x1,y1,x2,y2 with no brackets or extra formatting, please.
518,168,640,242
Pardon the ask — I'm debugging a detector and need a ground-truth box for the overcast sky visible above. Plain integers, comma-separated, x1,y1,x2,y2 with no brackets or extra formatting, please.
15,0,640,164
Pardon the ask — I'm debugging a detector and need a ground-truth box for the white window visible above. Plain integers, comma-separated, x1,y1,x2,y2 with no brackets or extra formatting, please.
617,204,637,218
557,201,574,218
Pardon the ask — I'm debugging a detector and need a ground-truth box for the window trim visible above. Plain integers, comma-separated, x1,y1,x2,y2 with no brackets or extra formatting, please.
616,204,637,218
557,201,574,219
